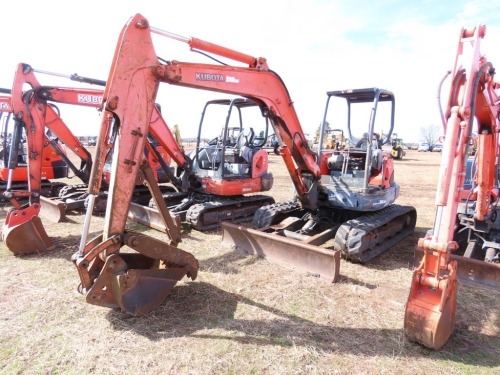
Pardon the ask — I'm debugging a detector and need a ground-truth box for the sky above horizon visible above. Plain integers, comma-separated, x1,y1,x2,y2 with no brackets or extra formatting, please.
1,0,499,142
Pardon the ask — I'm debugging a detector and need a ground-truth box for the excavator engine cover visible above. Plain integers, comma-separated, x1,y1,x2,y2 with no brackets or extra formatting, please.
2,204,54,255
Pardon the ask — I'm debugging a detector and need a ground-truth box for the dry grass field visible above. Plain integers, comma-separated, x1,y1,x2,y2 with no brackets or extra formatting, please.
0,149,498,375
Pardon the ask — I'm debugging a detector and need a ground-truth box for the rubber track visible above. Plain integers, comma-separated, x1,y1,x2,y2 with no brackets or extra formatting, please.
335,204,417,263
187,194,275,231
252,200,302,229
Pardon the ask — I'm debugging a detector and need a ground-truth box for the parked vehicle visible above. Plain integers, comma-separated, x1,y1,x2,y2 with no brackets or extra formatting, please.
417,142,430,152
432,143,443,152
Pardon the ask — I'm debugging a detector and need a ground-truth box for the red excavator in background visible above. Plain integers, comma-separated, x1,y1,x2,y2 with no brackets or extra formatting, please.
147,96,275,231
1,64,178,255
405,25,500,350
2,64,95,254
72,13,415,315
0,90,71,198
234,88,416,266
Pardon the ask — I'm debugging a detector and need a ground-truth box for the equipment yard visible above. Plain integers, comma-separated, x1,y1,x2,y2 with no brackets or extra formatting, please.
1,149,498,375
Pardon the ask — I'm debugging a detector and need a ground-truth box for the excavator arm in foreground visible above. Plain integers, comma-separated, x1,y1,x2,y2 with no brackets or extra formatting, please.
404,25,500,350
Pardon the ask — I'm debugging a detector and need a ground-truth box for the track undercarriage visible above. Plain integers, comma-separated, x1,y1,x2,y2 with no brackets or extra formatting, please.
141,192,275,232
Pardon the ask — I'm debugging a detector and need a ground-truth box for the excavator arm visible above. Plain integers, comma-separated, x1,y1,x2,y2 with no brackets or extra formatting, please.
153,62,320,208
405,25,500,350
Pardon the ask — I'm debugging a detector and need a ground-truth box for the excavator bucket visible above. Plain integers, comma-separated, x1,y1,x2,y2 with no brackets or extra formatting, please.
40,195,67,223
221,221,341,282
85,253,190,316
404,260,458,350
74,231,199,316
2,211,54,255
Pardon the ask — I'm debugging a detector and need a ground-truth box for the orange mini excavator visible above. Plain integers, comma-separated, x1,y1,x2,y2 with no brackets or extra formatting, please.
2,65,94,254
0,90,71,199
72,14,415,315
405,25,500,350
1,64,177,255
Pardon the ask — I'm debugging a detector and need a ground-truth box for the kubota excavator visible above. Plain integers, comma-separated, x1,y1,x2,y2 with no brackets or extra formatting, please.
72,13,415,315
146,97,275,231
223,88,417,275
29,69,275,233
0,91,71,201
1,64,179,255
405,25,500,350
2,64,95,254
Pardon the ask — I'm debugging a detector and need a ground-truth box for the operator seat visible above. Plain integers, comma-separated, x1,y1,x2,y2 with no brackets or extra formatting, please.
237,127,255,163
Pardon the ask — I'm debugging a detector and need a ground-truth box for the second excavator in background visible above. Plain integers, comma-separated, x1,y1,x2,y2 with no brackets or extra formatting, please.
1,64,179,255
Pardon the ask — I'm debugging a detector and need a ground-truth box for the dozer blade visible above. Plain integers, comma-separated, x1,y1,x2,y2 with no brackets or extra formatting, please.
40,195,67,223
404,262,458,350
2,215,54,255
414,247,500,290
127,202,176,233
85,253,190,316
221,221,341,282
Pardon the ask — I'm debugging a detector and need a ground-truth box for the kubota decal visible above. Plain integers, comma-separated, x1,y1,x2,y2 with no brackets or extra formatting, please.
77,94,103,104
195,73,224,82
195,73,240,84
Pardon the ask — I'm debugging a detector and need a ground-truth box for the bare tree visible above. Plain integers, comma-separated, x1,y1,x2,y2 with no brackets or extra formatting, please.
420,124,441,147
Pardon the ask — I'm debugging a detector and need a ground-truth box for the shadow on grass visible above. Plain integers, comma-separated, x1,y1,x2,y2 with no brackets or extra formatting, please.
106,281,499,367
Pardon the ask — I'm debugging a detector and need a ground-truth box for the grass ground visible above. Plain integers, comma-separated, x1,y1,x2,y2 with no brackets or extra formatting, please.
0,149,498,374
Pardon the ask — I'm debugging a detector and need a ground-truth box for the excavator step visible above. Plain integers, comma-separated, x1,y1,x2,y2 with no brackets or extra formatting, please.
221,221,341,282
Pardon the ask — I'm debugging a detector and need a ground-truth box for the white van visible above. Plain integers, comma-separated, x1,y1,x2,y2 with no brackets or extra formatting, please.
418,142,430,152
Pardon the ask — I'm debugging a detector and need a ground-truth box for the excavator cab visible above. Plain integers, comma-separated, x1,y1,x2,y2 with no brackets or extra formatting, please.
317,88,398,207
191,97,273,194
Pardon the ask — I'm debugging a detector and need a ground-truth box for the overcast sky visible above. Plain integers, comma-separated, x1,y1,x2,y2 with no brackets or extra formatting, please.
1,0,499,142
